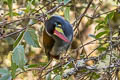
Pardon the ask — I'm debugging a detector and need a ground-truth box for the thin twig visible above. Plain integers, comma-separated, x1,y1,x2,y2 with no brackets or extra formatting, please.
85,7,119,19
72,0,93,30
37,59,53,80
41,61,67,78
0,2,64,40
108,17,113,80
0,27,26,39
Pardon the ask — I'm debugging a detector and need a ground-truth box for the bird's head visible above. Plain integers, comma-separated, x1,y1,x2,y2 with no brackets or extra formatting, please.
53,22,70,43
45,16,71,43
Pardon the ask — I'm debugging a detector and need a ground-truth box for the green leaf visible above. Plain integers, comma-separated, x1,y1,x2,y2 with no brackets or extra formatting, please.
95,31,109,39
12,12,20,16
24,29,40,47
88,34,96,39
64,7,70,21
95,25,104,31
46,73,51,80
0,68,9,75
27,64,39,68
64,0,71,5
0,74,11,80
0,68,11,80
57,0,62,3
98,47,106,52
7,0,13,17
95,20,105,32
11,62,18,79
95,24,105,33
53,68,60,74
5,37,15,45
38,62,48,66
27,62,47,68
25,1,32,13
12,45,27,69
54,75,61,80
105,11,114,24
92,72,100,79
7,12,20,16
13,31,25,48
95,20,105,24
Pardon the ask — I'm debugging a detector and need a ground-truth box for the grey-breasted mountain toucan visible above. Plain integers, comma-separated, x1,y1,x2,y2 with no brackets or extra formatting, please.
43,16,73,60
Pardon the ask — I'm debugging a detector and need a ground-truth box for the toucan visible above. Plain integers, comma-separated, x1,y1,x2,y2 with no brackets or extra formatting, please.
43,15,73,60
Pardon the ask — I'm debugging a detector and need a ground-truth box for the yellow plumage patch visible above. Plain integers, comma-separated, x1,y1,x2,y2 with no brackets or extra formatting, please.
58,24,61,27
55,27,64,34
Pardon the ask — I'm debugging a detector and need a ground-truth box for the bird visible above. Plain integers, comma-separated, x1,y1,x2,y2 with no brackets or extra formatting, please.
43,15,73,60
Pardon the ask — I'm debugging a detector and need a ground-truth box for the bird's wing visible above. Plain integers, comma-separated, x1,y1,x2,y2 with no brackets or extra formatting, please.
43,29,55,60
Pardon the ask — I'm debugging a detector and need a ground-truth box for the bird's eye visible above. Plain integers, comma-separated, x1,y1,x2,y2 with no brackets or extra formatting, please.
54,22,62,27
57,24,61,27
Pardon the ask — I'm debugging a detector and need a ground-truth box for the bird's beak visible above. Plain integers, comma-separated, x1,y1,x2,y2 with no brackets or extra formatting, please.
53,27,70,43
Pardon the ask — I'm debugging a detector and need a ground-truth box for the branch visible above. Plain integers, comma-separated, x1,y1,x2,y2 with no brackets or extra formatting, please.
63,39,120,78
0,1,65,39
72,0,93,30
85,7,119,19
0,27,26,39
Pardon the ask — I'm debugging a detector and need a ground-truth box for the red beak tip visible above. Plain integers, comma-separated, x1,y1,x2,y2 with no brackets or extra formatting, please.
54,30,70,43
